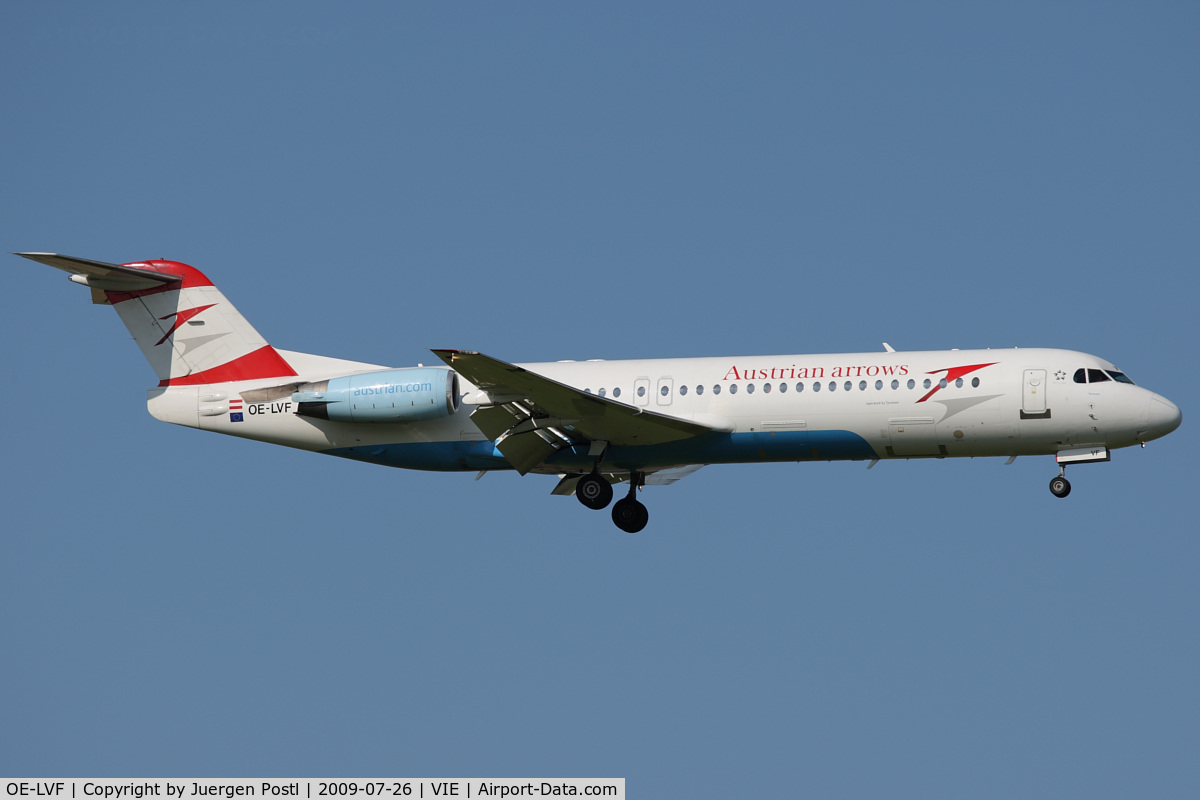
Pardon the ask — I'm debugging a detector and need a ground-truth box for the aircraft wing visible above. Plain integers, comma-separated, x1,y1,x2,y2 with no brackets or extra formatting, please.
432,349,714,474
17,252,180,303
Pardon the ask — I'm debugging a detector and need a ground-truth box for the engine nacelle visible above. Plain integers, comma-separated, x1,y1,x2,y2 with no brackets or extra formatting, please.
291,367,460,423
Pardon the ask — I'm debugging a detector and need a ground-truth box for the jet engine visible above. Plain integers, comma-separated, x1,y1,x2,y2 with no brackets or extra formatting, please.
292,367,460,423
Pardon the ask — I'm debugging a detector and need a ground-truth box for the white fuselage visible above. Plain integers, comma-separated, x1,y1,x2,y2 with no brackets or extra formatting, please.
152,347,1180,475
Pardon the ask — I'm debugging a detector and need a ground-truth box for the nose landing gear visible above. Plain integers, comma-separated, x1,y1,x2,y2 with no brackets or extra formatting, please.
1049,467,1071,498
1049,447,1109,498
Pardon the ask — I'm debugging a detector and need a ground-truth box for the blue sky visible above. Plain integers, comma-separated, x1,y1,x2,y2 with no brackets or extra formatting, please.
2,3,1197,796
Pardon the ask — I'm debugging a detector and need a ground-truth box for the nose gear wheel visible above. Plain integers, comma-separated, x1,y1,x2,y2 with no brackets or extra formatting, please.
1049,464,1071,498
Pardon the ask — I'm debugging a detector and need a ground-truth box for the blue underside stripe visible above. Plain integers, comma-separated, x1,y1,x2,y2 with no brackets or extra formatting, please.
322,430,877,472
323,439,509,472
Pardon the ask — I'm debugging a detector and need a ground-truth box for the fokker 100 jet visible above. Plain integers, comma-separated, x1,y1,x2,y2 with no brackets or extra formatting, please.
19,253,1182,532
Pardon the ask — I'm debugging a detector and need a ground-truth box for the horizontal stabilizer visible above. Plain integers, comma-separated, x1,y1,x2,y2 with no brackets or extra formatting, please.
16,252,181,292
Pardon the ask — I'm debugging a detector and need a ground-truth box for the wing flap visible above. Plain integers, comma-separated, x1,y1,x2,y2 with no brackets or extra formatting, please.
496,429,567,474
470,404,572,474
643,464,705,485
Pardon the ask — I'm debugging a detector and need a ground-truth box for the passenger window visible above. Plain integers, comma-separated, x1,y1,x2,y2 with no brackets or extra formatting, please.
613,387,621,398
971,377,979,388
796,382,805,392
763,382,772,394
875,380,883,390
844,381,852,391
939,378,947,389
891,379,899,390
679,385,688,396
746,383,754,394
730,384,738,394
907,379,915,389
713,385,721,395
859,380,867,391
779,382,787,393
955,378,963,388
1073,368,1087,383
828,381,836,392
660,385,669,396
1087,369,1111,383
812,382,820,393
696,385,704,396
923,378,932,390
637,386,646,397
599,388,607,397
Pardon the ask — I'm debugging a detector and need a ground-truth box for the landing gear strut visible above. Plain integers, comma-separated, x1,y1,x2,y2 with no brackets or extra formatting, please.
575,471,613,510
611,472,649,533
1049,466,1071,498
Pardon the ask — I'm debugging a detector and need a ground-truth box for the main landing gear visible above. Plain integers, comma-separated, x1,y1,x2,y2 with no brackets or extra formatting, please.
1049,466,1071,498
575,470,649,533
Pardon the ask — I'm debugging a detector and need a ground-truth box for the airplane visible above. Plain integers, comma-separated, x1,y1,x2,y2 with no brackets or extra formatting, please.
18,252,1182,532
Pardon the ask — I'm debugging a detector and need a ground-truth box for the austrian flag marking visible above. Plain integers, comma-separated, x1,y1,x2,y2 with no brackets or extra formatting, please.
229,398,244,423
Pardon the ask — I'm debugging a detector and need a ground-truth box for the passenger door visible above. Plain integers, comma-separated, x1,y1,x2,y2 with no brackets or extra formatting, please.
1021,369,1049,419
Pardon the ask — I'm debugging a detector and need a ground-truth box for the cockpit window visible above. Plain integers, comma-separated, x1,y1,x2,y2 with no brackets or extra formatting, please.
1075,367,1132,384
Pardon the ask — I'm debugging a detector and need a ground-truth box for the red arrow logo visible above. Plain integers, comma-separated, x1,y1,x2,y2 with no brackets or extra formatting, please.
155,304,216,345
916,362,997,403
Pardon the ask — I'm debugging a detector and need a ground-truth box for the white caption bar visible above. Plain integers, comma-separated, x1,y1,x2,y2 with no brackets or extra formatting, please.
0,782,624,800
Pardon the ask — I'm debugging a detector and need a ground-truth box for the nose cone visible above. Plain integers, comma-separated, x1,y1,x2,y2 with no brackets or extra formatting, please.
1142,394,1182,441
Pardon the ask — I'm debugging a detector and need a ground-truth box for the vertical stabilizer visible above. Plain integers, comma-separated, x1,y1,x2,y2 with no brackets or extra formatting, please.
17,253,297,387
